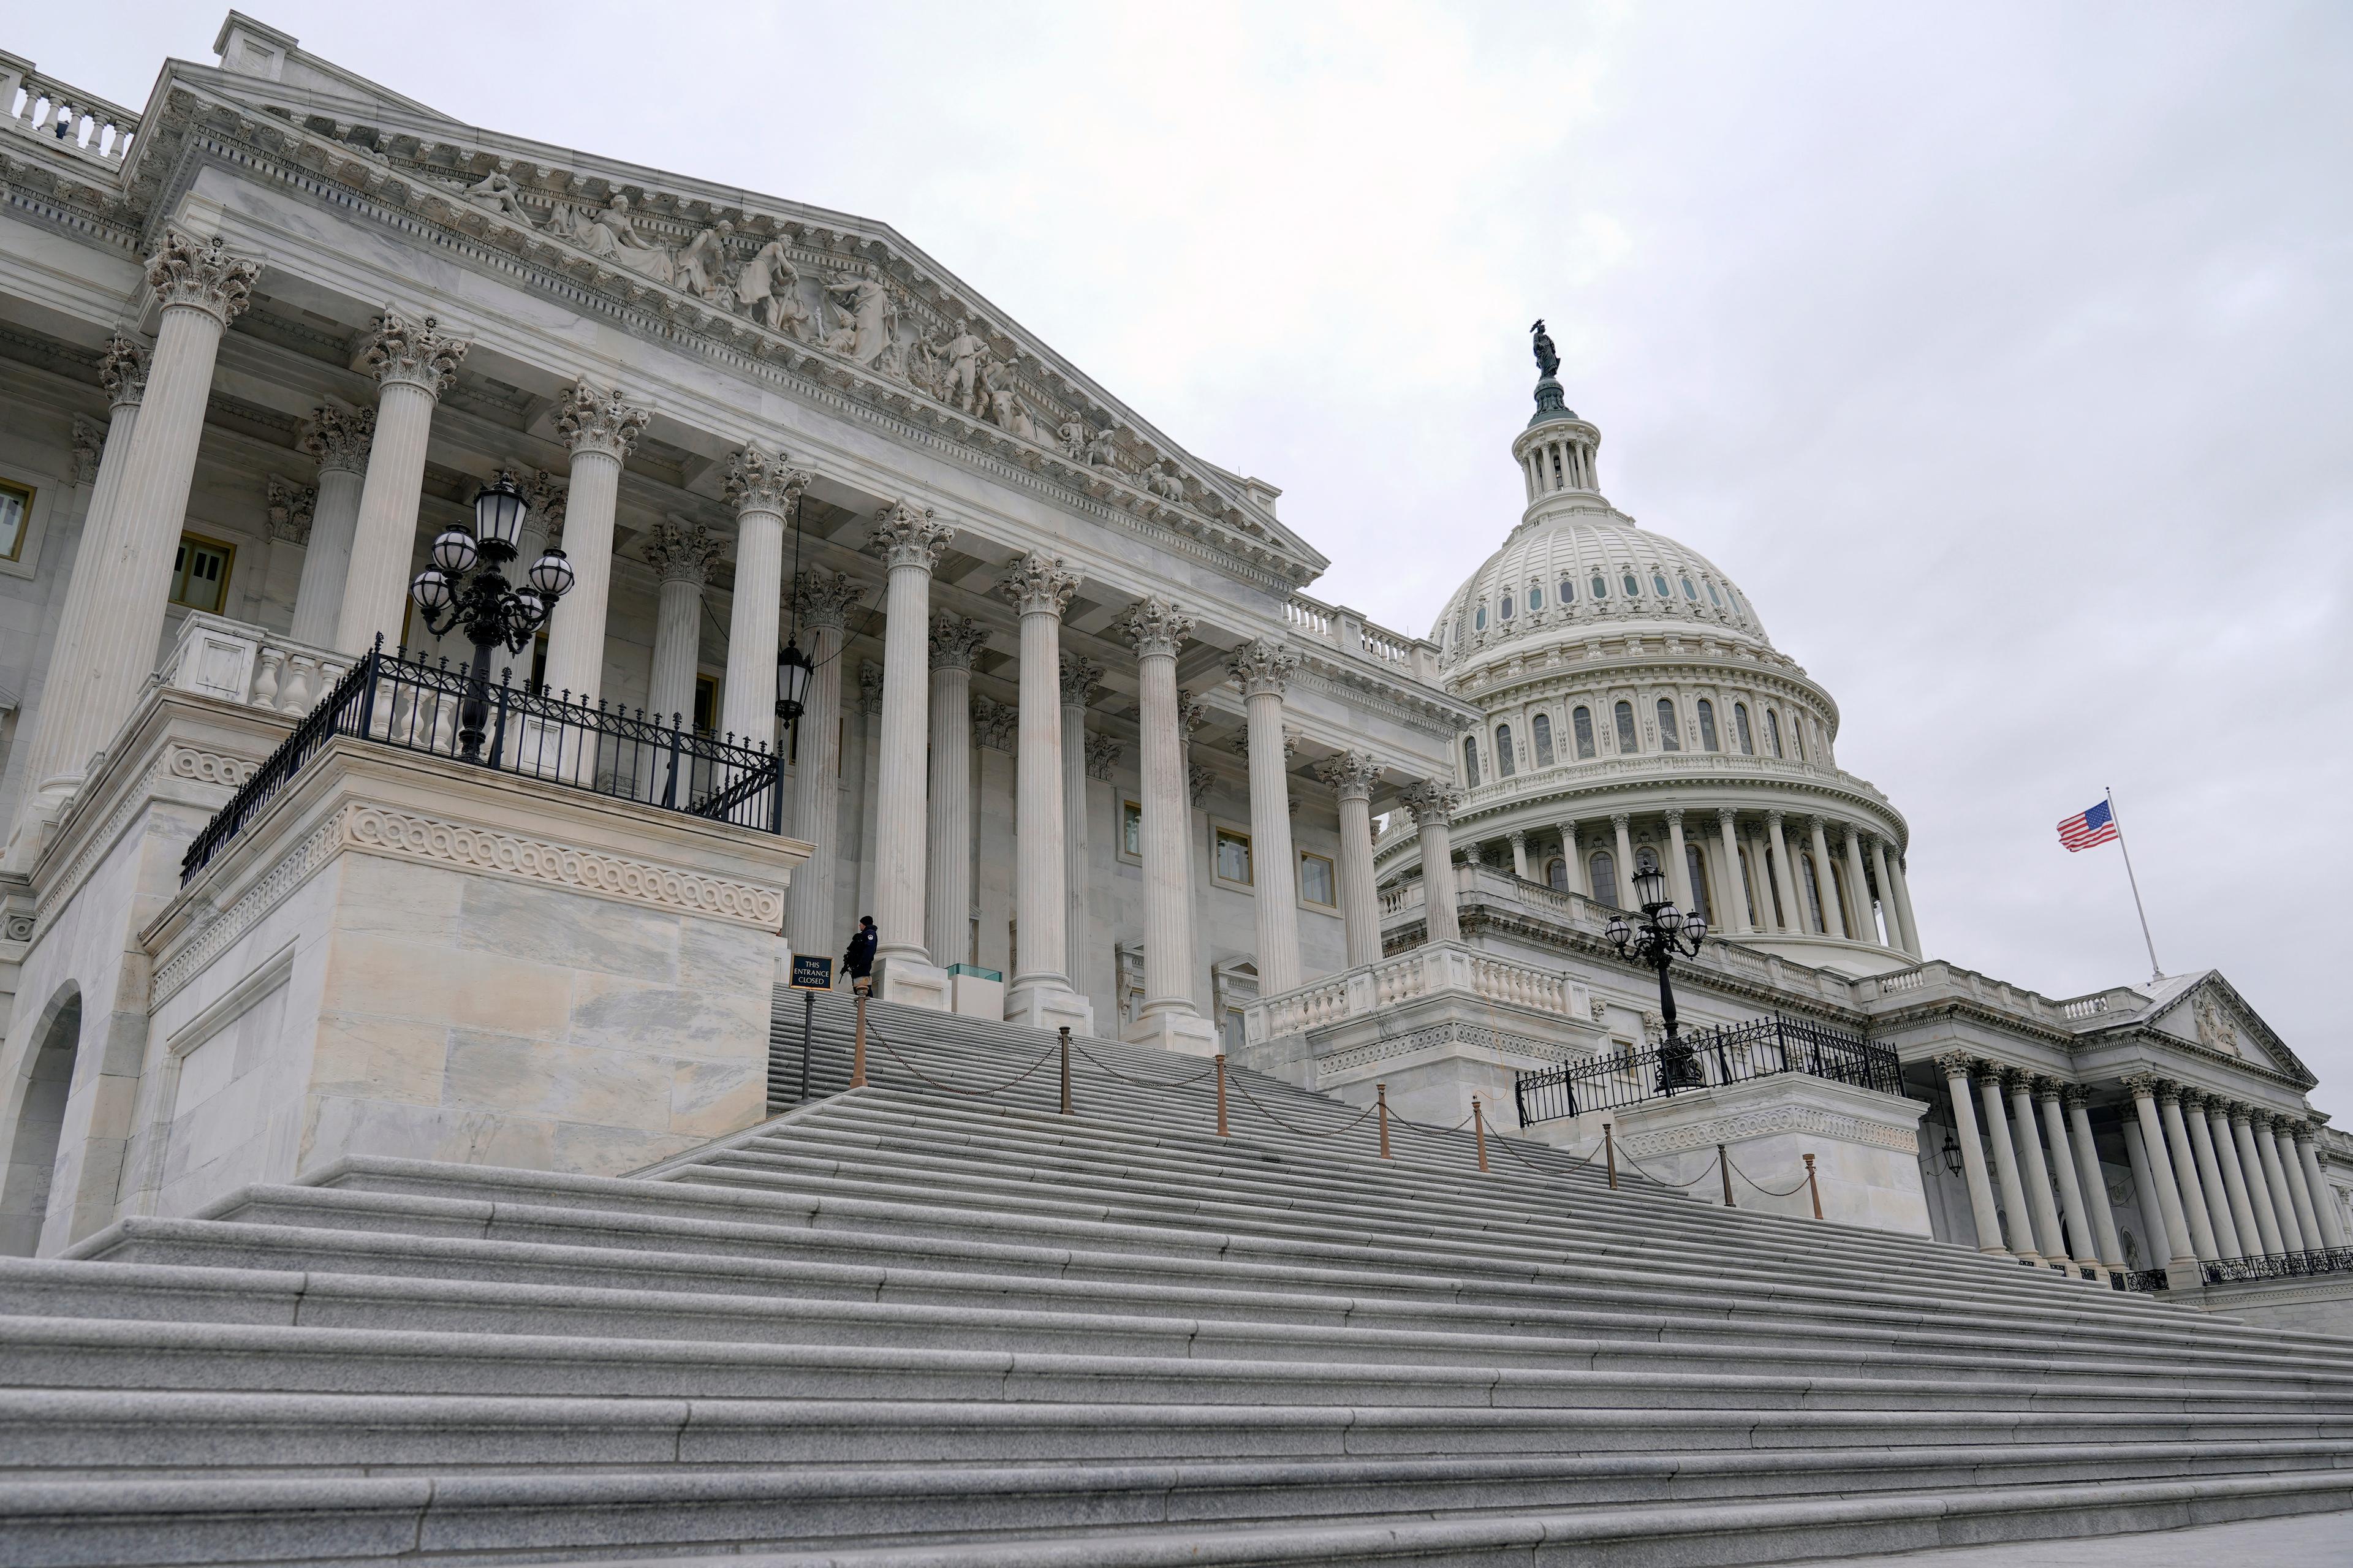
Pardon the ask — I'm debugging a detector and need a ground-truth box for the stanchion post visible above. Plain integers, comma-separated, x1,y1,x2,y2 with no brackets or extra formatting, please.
1377,1083,1391,1160
1214,1054,1229,1138
851,990,868,1089
1473,1096,1489,1173
1604,1122,1618,1191
1718,1141,1733,1208
1058,1026,1072,1116
1804,1151,1822,1219
800,989,814,1103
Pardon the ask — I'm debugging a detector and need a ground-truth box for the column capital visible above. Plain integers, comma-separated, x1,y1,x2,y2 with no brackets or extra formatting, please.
999,551,1080,616
70,418,102,487
2287,1119,2316,1143
868,501,954,571
1806,812,1828,831
363,310,468,396
265,475,315,545
2150,1077,2184,1107
857,660,884,716
930,613,988,670
297,404,375,474
2031,1077,2066,1104
1176,689,1211,738
1717,806,1738,828
2175,1086,2208,1113
1933,1051,1977,1081
1509,828,1528,846
523,469,567,538
1115,595,1195,659
972,693,1018,752
1765,808,1786,827
2061,1084,2094,1110
1609,811,1631,830
792,569,860,632
1314,751,1383,802
145,230,260,325
1188,763,1216,807
557,379,648,460
1084,732,1121,781
724,442,809,517
2226,1100,2255,1125
99,332,148,409
1664,808,1685,826
643,518,726,586
1998,1064,2033,1093
1059,651,1103,708
1225,637,1300,699
1399,779,1460,827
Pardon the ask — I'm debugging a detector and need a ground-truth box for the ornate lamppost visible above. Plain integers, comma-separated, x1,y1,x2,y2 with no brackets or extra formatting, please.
1605,863,1709,1091
407,472,577,759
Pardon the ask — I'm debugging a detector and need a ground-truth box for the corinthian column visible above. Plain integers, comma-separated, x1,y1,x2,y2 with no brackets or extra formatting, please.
1938,1055,2005,1254
2275,1118,2324,1251
1061,651,1102,991
1716,809,1749,934
2254,1114,2307,1252
2230,1105,2287,1256
786,571,860,960
1764,812,1798,934
1887,849,1922,955
2003,1069,2068,1265
289,406,373,647
2203,1097,2263,1260
2155,1082,2219,1262
67,235,258,767
1116,596,1214,1052
541,381,648,711
1001,553,1091,1031
2294,1124,2346,1249
2063,1086,2127,1273
1316,752,1384,969
1664,809,1694,915
1807,816,1847,937
1228,638,1304,997
2124,1075,2200,1279
2180,1091,2243,1258
8,336,148,865
336,310,466,653
1401,781,1462,945
1841,827,1874,945
868,503,955,981
925,614,987,969
1868,836,1902,952
1976,1066,2041,1264
640,520,721,727
718,444,808,754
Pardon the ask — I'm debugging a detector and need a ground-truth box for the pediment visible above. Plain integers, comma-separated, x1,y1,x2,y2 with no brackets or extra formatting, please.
2148,972,2311,1085
127,50,1330,591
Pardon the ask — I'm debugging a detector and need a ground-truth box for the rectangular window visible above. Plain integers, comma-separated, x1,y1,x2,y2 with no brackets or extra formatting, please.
1120,799,1143,862
1214,826,1252,887
1298,852,1335,907
168,532,235,614
0,477,32,561
692,675,718,735
1532,712,1555,767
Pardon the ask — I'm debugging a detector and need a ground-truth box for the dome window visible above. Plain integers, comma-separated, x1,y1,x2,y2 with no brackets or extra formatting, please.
1499,593,1514,622
1653,572,1670,598
1494,724,1517,777
1697,698,1720,752
1680,575,1697,600
1706,579,1723,607
1590,574,1608,600
1572,705,1596,759
1532,712,1555,766
1623,572,1641,598
1613,699,1639,754
1656,698,1681,752
1560,575,1577,604
1528,583,1542,610
1474,604,1487,631
1734,702,1755,755
1765,710,1784,759
1462,735,1481,787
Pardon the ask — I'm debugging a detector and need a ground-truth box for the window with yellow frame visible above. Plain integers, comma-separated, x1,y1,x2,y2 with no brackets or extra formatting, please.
168,532,235,614
0,477,34,562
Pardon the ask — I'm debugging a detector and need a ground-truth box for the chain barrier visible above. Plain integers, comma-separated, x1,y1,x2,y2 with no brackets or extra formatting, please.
866,1026,1060,1098
1616,1145,1727,1191
1487,1124,1601,1178
1226,1071,1377,1139
1070,1042,1219,1091
1723,1150,1814,1199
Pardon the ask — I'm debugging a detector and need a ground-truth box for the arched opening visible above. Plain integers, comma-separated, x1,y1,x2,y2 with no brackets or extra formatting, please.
1,988,83,1257
1494,724,1515,778
1590,850,1620,910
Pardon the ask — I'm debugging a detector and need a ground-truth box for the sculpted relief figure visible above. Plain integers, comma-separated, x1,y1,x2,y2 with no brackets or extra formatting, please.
905,331,945,398
736,241,815,339
939,319,989,414
1083,425,1124,469
1057,414,1092,460
823,272,898,363
567,195,675,285
462,170,534,224
980,360,1037,441
674,221,736,303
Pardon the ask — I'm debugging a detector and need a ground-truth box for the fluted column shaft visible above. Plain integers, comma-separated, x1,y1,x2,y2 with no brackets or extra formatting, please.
2036,1086,2101,1273
337,313,466,654
1765,813,1798,934
2181,1097,2243,1257
1231,638,1303,996
1716,811,1749,933
1888,850,1922,955
2295,1132,2345,1248
1611,815,1635,908
2064,1093,2126,1270
870,507,952,971
1841,829,1874,945
2231,1112,2287,1256
74,237,259,762
2156,1089,2219,1262
2205,1102,2263,1260
1977,1071,2041,1263
925,621,979,969
1867,838,1901,952
1121,598,1200,1022
2126,1080,2199,1272
1665,810,1694,914
1509,830,1530,882
2004,1074,2067,1263
1061,654,1099,990
2276,1123,2324,1251
1942,1059,2005,1254
1807,817,1847,937
12,339,145,835
784,590,849,960
1326,759,1382,969
2253,1117,2306,1252
1002,556,1082,1017
1406,785,1461,944
539,383,646,714
718,447,804,753
289,408,371,648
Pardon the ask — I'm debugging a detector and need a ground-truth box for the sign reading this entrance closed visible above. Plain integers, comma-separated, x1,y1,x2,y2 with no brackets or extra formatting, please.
789,955,833,990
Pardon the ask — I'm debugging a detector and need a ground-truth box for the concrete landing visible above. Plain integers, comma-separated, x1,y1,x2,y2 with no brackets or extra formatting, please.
1802,1507,2353,1565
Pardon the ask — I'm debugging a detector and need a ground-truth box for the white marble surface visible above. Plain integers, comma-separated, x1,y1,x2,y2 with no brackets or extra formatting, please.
1792,1508,2353,1566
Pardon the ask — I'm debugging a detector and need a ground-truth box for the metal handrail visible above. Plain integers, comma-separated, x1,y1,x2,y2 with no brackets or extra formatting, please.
1514,1013,1901,1126
181,639,784,882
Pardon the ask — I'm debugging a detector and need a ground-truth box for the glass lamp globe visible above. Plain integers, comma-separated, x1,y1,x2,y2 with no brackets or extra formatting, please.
1632,866,1669,911
1604,914,1632,950
511,586,548,629
472,472,529,552
528,547,575,599
776,640,813,722
1684,915,1708,946
430,525,479,575
409,566,454,613
1656,903,1685,934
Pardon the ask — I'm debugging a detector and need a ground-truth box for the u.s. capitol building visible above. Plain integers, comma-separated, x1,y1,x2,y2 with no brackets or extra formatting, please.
1,16,2351,1564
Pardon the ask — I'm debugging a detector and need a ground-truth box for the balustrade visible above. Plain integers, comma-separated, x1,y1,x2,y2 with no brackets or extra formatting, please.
1244,939,1592,1045
3,68,137,163
160,613,357,719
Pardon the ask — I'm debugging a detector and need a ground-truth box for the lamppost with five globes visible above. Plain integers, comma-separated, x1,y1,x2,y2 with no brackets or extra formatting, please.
1605,863,1710,1090
407,472,577,760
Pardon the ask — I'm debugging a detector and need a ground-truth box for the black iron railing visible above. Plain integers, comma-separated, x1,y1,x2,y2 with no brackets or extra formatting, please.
2200,1246,2353,1286
181,640,784,882
1514,1013,1903,1127
2115,1268,2171,1293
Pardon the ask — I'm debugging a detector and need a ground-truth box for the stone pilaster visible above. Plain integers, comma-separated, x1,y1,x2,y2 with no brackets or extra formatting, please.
1115,596,1211,1050
1226,637,1303,998
290,405,374,648
541,381,649,712
1001,553,1089,1032
1314,751,1383,969
925,615,987,970
868,503,955,980
336,309,466,654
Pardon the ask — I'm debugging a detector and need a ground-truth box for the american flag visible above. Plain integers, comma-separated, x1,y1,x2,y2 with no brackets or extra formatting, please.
2057,800,2119,852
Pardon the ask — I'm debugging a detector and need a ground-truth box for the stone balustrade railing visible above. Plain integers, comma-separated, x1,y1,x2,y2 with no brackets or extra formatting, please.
1849,958,2151,1034
159,613,355,720
1,62,138,165
1284,589,1441,685
1244,938,1593,1045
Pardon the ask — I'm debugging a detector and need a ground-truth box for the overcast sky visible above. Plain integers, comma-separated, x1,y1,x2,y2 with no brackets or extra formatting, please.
23,3,2353,1110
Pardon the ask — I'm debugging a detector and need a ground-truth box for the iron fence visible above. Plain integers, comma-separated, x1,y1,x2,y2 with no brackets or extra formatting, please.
182,639,784,882
2199,1246,2353,1286
1515,1013,1903,1127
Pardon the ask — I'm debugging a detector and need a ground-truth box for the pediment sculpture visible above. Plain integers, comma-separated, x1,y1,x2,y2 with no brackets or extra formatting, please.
2192,990,2241,1056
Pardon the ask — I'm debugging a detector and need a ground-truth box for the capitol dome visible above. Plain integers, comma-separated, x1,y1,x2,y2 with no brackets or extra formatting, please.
1377,341,1923,978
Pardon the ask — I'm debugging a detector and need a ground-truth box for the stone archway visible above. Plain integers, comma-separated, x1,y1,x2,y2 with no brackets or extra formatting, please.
0,985,83,1257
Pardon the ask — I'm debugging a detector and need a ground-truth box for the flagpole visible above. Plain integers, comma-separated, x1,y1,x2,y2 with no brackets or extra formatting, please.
2107,786,2162,984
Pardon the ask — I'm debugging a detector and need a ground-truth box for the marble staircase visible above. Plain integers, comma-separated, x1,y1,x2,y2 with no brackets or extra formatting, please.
3,993,2352,1564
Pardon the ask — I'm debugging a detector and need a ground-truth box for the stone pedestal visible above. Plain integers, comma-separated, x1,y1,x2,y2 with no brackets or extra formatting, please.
876,956,950,1013
1125,1009,1220,1056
